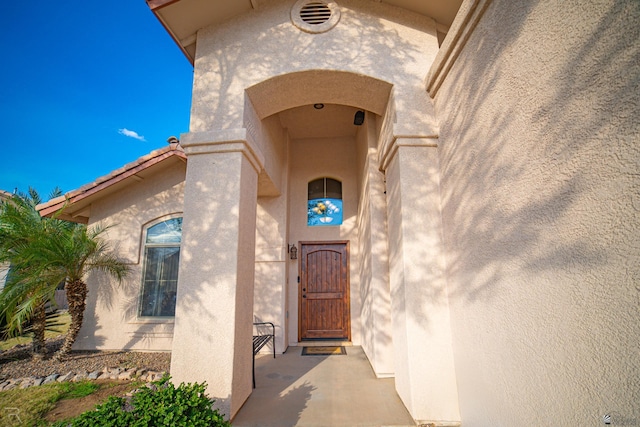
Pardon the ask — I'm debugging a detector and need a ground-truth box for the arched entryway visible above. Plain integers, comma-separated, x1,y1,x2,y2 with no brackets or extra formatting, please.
244,70,396,379
172,67,457,422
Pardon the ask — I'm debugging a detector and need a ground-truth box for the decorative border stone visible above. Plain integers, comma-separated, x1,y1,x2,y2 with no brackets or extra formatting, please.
0,367,168,391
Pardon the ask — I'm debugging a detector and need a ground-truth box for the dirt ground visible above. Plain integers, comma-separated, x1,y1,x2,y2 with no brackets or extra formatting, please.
43,380,136,423
0,336,171,424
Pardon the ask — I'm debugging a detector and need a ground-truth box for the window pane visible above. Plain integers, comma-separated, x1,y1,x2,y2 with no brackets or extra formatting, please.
308,198,343,226
140,246,179,316
325,178,342,199
308,178,325,200
146,218,182,244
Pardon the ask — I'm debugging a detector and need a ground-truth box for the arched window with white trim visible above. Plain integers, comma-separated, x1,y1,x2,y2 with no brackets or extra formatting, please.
307,178,342,226
139,217,182,317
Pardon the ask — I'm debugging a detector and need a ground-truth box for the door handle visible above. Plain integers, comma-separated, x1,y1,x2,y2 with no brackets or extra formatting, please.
303,295,307,298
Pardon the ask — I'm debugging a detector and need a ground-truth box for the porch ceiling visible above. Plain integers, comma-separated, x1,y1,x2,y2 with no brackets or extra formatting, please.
146,0,464,64
278,104,361,139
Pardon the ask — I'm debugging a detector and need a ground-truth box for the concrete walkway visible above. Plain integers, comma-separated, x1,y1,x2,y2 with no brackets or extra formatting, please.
232,346,415,427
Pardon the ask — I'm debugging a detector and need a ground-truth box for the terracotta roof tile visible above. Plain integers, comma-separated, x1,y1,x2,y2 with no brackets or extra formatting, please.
37,143,185,218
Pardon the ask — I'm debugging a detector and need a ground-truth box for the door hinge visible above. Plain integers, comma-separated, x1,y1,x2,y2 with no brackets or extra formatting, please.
297,276,300,283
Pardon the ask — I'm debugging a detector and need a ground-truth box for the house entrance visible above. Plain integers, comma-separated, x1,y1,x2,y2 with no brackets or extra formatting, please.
299,241,350,340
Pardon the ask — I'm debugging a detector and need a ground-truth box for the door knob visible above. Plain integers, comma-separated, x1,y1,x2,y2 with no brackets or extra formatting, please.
303,295,307,298
302,288,306,291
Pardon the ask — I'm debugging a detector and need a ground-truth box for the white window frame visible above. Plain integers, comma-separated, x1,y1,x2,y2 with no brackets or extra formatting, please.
138,216,182,318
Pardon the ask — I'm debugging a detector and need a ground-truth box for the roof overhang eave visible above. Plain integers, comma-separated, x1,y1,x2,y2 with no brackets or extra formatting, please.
147,0,196,65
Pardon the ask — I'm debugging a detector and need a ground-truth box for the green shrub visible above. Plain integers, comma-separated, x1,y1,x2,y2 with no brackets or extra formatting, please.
52,377,231,427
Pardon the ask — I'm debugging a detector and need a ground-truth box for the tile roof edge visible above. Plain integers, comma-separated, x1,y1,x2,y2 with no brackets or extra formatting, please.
37,143,186,214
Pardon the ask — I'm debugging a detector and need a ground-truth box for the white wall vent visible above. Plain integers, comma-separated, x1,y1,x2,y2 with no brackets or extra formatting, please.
291,0,340,33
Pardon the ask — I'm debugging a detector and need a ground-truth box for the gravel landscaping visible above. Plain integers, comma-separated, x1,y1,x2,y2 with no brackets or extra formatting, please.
0,336,171,381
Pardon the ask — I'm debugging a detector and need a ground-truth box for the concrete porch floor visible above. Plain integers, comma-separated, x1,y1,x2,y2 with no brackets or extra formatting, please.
232,346,416,427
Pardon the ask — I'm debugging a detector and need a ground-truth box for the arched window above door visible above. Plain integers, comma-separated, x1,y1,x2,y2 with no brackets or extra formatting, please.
308,178,342,226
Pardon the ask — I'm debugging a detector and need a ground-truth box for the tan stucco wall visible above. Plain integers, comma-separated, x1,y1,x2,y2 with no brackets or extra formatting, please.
254,114,289,353
191,0,440,134
76,161,186,351
171,148,258,419
384,141,460,423
355,112,395,377
187,0,442,343
178,0,443,418
431,0,640,425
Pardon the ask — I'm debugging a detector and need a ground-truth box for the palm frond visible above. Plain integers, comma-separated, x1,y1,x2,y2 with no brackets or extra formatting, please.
0,188,73,343
48,187,63,201
1,190,130,357
0,270,57,337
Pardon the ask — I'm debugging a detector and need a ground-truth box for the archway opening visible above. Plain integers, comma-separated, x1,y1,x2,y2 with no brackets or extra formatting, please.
247,69,394,379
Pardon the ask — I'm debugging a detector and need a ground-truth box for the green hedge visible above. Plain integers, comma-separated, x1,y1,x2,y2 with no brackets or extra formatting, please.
52,377,231,427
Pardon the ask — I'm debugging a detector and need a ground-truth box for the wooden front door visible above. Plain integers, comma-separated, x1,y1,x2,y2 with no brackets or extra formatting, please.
299,241,350,340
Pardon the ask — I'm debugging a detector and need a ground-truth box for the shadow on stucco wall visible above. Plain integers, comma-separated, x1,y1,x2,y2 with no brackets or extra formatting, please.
253,258,285,354
227,1,434,368
356,152,393,369
82,190,187,351
192,0,435,133
437,0,639,302
431,0,639,424
75,273,106,350
176,176,245,330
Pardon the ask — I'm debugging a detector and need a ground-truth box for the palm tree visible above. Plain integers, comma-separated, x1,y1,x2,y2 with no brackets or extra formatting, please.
0,189,129,360
0,189,62,358
30,222,130,360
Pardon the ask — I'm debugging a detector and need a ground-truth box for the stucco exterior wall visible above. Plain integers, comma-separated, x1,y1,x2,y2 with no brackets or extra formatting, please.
187,0,444,357
384,141,460,423
287,136,360,345
254,114,289,353
191,0,440,135
76,161,186,351
431,0,640,425
171,147,258,418
174,0,445,415
355,112,394,377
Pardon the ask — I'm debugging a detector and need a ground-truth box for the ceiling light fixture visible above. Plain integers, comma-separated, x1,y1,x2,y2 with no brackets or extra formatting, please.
314,103,325,109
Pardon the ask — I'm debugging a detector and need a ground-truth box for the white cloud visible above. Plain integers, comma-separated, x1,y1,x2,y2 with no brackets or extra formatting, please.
118,128,146,141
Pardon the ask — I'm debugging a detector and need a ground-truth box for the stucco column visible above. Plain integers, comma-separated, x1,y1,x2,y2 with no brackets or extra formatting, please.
360,140,395,377
170,130,263,420
381,137,461,425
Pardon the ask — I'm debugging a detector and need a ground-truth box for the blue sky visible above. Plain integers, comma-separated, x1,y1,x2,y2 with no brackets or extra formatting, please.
0,1,194,198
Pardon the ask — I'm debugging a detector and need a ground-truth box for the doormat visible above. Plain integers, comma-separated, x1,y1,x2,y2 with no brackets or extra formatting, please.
301,346,346,356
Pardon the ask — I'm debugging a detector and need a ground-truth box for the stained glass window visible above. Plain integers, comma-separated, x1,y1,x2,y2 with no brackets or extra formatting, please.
308,178,343,226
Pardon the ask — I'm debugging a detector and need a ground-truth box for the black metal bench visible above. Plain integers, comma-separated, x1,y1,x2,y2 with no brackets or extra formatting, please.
253,322,275,388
